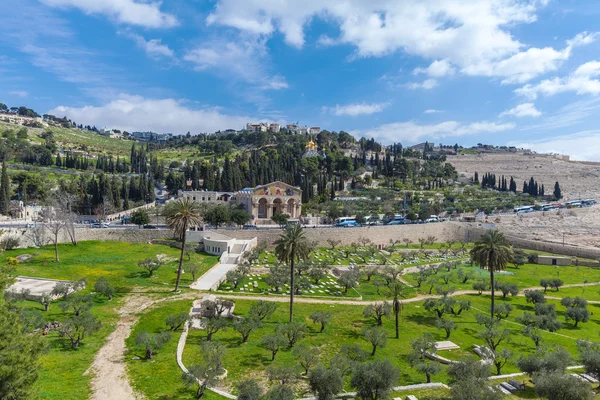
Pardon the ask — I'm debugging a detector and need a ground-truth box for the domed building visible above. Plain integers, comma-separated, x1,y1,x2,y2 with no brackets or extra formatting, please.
303,138,322,158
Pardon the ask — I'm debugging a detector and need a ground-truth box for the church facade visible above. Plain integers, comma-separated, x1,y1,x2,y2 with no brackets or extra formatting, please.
182,181,302,224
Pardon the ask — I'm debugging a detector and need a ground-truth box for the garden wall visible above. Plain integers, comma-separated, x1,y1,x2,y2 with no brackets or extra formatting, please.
1,227,173,249
202,222,469,248
463,225,600,260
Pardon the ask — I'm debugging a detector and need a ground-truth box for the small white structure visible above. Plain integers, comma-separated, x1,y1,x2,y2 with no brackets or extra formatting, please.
435,341,460,350
203,232,237,256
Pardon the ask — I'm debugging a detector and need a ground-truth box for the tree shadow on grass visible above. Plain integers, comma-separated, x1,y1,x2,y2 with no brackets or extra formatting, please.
125,271,147,279
405,314,437,326
217,336,241,349
185,333,204,346
341,327,362,340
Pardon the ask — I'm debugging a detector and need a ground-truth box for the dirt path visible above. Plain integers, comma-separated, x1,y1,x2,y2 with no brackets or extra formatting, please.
89,295,148,400
89,292,196,400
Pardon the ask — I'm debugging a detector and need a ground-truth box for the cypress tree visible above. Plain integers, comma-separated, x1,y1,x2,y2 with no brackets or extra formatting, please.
0,161,9,215
553,182,562,199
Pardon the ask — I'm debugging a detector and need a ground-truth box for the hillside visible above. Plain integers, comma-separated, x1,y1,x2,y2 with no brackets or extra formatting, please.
447,153,600,200
0,121,132,157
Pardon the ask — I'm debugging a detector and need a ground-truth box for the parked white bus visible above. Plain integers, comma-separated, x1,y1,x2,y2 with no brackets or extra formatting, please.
514,205,534,214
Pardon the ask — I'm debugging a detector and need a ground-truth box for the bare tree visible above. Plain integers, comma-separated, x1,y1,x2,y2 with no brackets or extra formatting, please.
26,225,47,247
93,196,115,223
55,193,78,246
42,207,67,262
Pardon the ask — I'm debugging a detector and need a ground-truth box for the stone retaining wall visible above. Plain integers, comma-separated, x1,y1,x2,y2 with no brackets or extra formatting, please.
1,227,173,248
462,225,600,260
203,222,469,248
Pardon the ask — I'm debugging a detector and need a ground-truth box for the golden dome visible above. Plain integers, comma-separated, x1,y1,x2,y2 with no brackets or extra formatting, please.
306,139,317,151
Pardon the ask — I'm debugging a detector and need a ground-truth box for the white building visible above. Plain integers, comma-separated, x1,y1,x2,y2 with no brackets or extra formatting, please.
286,124,309,135
269,123,280,133
246,122,280,133
309,126,321,135
17,202,43,222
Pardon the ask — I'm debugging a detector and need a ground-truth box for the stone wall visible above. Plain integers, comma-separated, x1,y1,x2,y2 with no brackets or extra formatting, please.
5,222,598,263
1,227,173,248
461,225,600,260
199,222,468,248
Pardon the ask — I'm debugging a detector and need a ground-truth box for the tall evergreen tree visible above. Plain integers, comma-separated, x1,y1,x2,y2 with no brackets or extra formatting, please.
0,161,9,215
553,182,562,199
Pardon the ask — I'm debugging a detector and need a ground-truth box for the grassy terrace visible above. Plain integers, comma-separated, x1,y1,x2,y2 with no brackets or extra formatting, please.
6,241,219,290
2,241,219,399
221,244,598,302
126,294,599,399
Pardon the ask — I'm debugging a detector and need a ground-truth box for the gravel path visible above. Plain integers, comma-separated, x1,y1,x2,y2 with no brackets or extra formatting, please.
88,279,600,400
89,292,196,400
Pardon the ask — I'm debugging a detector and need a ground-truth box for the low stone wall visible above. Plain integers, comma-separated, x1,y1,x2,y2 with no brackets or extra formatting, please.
202,222,467,248
1,227,173,248
462,225,600,260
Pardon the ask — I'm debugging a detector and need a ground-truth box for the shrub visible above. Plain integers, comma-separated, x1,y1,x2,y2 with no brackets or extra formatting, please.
0,236,21,251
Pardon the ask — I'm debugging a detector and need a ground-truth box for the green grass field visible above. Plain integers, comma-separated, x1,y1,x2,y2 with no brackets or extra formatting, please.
16,295,121,400
126,292,600,399
3,241,219,399
4,241,219,290
403,261,600,294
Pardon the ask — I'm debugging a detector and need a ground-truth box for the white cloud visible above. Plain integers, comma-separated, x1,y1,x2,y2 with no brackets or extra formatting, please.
516,60,600,99
207,0,533,60
47,94,251,134
207,2,596,84
184,38,287,90
424,109,443,114
120,32,173,58
40,0,177,28
463,32,597,84
414,59,455,77
523,97,600,132
499,103,542,118
9,90,28,97
513,130,600,161
316,35,339,47
406,79,438,90
350,120,514,144
323,102,389,117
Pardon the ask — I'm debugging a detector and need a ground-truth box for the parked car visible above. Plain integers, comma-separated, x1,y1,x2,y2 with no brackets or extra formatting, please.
242,224,258,230
143,225,158,229
91,223,110,228
339,220,361,227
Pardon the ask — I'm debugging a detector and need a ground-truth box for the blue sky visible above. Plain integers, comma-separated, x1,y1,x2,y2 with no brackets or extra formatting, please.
2,1,600,160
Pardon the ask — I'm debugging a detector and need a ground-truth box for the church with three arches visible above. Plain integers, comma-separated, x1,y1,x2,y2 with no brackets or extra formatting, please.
182,181,302,224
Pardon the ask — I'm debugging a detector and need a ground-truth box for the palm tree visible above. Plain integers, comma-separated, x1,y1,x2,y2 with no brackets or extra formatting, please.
164,198,203,291
470,230,513,318
388,280,405,339
274,224,311,322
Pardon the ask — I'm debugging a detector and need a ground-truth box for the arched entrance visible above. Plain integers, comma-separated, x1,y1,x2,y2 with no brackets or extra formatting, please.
287,199,296,218
258,198,268,218
272,198,283,216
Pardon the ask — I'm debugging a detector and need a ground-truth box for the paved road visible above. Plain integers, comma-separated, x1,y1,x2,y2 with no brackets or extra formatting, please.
190,262,238,291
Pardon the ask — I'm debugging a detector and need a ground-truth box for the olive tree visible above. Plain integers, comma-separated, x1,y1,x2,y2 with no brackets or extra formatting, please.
350,359,399,400
362,326,387,356
135,331,171,360
309,365,344,400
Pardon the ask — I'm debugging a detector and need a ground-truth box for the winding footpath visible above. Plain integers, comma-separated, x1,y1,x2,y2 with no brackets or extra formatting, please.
89,291,196,400
89,278,600,400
